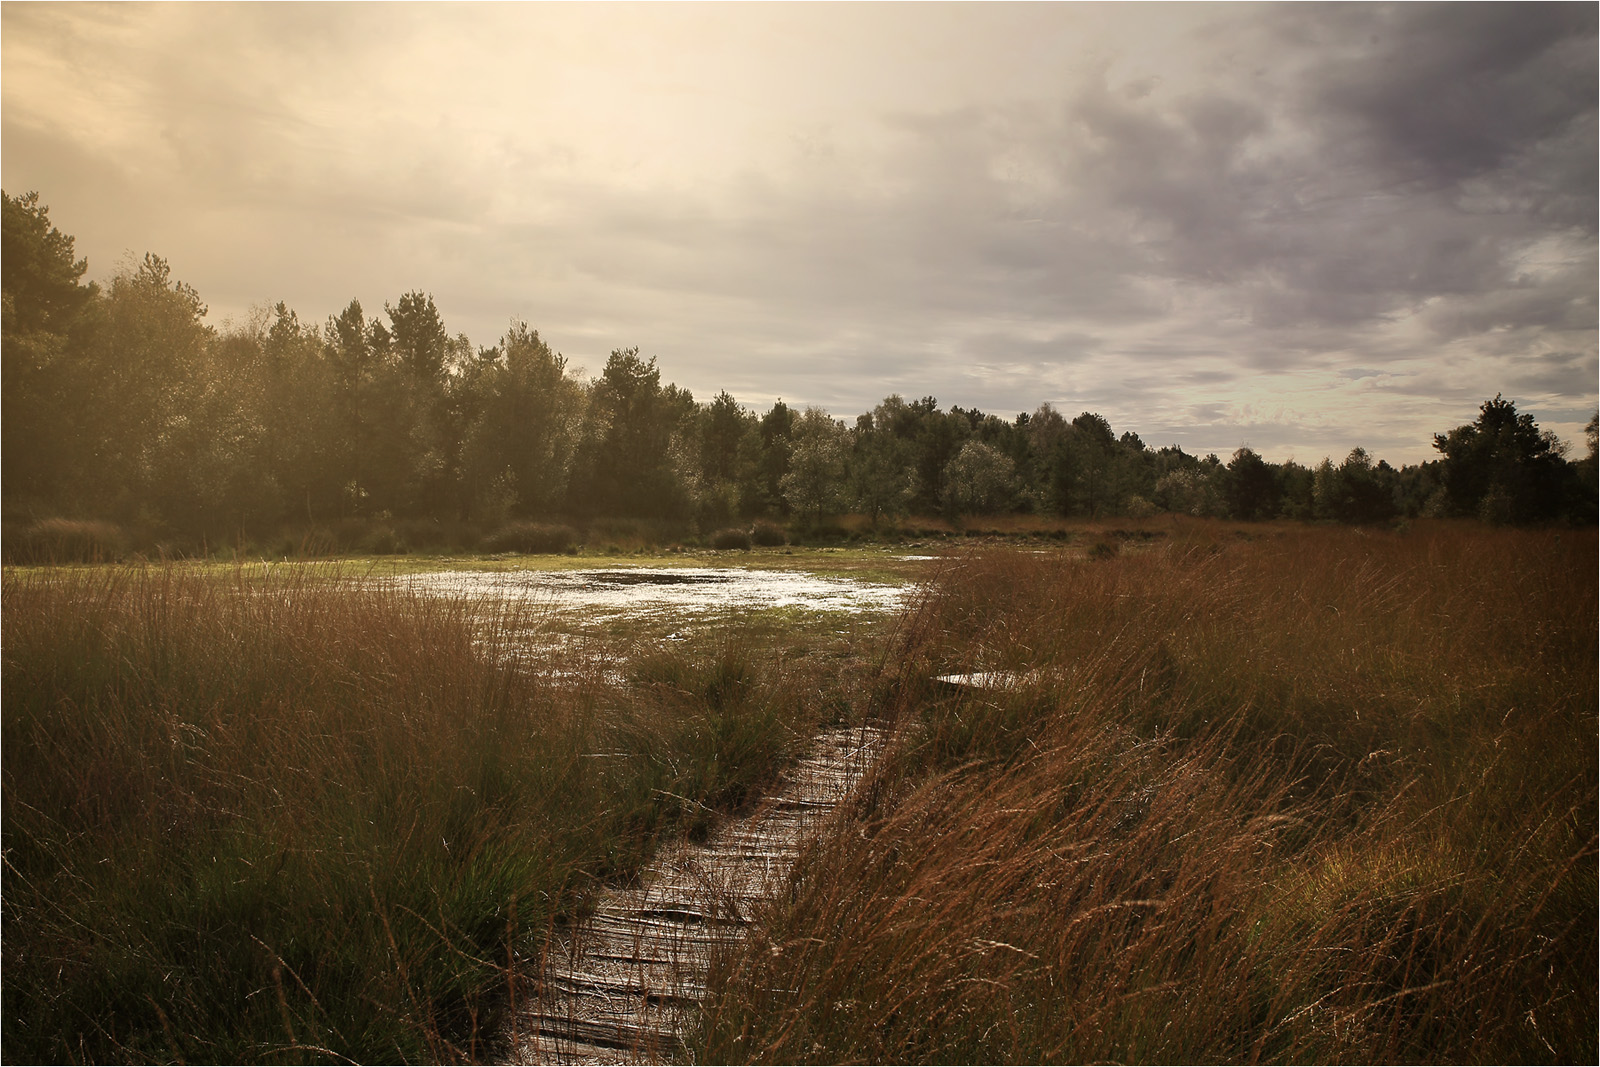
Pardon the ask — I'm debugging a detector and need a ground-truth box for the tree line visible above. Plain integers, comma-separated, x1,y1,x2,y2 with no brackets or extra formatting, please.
4,190,1595,547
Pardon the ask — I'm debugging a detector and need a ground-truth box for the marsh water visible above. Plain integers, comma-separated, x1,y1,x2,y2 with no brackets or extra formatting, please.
393,565,912,622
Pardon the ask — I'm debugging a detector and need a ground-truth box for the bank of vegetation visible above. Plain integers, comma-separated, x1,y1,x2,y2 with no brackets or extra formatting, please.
5,190,1596,568
696,522,1597,1064
1,565,859,1062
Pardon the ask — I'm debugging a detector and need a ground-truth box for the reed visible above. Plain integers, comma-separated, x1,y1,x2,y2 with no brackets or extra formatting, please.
1,564,825,1063
698,521,1597,1063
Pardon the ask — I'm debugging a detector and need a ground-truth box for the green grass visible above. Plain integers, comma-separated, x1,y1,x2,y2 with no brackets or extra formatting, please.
695,521,1597,1063
1,564,865,1063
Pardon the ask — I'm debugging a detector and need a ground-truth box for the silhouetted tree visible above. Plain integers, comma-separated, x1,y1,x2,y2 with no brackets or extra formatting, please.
1433,395,1568,523
258,303,343,526
1226,447,1278,520
1277,460,1316,520
323,300,382,515
386,291,449,383
1313,448,1396,524
1571,412,1599,522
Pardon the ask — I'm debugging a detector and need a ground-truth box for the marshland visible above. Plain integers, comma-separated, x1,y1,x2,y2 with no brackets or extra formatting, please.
4,520,1594,1063
4,10,1598,1055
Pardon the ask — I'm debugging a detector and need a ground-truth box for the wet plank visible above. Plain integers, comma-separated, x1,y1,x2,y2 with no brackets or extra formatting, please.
507,725,883,1065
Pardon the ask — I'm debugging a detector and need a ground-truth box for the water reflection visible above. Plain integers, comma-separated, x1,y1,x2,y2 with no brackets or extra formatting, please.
394,566,910,620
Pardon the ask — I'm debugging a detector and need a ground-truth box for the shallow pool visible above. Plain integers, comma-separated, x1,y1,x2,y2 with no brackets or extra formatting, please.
393,566,912,622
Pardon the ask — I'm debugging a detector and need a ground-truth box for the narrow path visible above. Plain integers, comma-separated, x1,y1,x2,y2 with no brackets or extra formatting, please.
507,725,884,1065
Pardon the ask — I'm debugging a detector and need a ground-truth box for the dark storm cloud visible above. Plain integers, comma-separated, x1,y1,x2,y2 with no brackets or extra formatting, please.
1048,3,1596,340
1293,2,1596,203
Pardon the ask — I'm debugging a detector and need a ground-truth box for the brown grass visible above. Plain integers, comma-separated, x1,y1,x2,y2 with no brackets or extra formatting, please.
697,521,1597,1063
2,563,836,1063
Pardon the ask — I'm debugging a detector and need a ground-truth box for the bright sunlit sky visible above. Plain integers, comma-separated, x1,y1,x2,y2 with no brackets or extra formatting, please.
3,2,1595,464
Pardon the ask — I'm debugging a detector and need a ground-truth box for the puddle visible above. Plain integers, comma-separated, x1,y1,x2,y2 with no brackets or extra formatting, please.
934,670,1041,691
393,567,911,621
508,725,885,1064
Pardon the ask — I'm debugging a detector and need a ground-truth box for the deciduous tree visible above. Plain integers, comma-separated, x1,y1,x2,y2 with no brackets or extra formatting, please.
941,440,1018,517
781,408,847,524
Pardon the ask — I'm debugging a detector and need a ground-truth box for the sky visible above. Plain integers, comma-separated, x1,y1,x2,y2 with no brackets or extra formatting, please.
3,2,1595,465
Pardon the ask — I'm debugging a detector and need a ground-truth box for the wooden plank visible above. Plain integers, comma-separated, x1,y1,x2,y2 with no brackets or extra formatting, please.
508,726,883,1064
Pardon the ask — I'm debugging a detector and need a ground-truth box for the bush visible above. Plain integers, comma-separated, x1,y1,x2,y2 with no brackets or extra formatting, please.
481,522,578,555
3,518,126,563
299,527,339,557
360,525,406,555
394,517,475,553
1125,494,1160,519
751,521,788,547
710,527,753,551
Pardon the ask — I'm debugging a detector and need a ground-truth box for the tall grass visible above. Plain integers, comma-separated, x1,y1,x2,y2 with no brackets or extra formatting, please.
697,521,1597,1063
3,517,128,563
2,564,830,1063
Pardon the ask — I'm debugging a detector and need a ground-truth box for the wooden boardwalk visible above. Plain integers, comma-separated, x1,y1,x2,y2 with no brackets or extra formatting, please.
508,725,884,1065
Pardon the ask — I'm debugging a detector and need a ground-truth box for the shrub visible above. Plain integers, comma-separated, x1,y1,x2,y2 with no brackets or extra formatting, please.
1087,539,1120,560
3,518,126,563
299,526,339,557
751,521,788,547
394,517,475,553
710,527,753,551
481,521,578,555
360,525,406,555
1125,494,1160,518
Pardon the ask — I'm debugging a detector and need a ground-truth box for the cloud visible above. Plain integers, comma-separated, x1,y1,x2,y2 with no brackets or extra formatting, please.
1292,3,1596,194
1,2,1592,466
